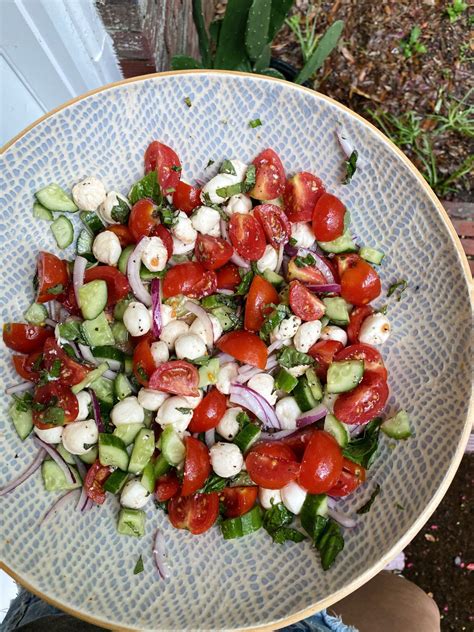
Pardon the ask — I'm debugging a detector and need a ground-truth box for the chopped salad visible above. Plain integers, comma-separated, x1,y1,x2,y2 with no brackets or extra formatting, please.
1,141,411,576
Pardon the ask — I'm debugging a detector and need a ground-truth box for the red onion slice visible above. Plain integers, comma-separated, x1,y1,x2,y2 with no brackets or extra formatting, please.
73,255,88,305
0,449,46,496
78,344,100,366
41,489,78,525
151,278,163,337
89,389,105,433
185,300,214,346
5,381,34,395
215,352,234,364
336,126,366,168
204,429,216,448
235,368,263,384
260,428,298,441
267,339,287,354
296,404,327,428
44,317,58,328
229,383,280,429
328,505,357,529
153,529,170,580
33,437,76,484
103,369,117,380
276,243,284,274
127,237,152,306
306,283,341,294
230,251,250,269
217,289,234,296
306,251,335,284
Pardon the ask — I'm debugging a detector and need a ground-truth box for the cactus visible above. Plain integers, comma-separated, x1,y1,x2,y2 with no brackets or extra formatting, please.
192,0,210,67
245,0,272,63
268,0,295,40
214,0,253,69
294,20,344,85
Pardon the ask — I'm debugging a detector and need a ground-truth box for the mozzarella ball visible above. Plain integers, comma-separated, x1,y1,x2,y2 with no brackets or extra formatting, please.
189,313,222,346
160,304,175,327
191,206,221,235
216,362,239,395
150,340,170,365
275,396,301,430
216,406,243,440
72,176,106,211
359,313,391,346
172,236,195,255
259,487,282,510
171,211,197,244
62,420,98,455
137,388,169,411
227,159,248,182
175,333,207,360
120,479,150,509
141,236,168,272
287,364,309,378
294,321,322,353
111,396,145,426
160,320,189,350
201,173,235,204
210,442,244,478
92,231,122,265
183,391,203,410
290,222,316,249
256,245,279,273
247,373,276,405
272,315,302,342
225,193,252,215
208,222,221,237
280,481,307,515
75,391,91,421
123,301,152,337
34,425,63,444
98,190,130,225
156,396,193,433
320,325,348,346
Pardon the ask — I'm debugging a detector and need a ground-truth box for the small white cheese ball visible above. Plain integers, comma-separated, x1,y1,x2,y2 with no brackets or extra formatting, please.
216,362,239,395
92,231,122,265
171,211,197,244
183,391,203,409
150,340,170,364
137,388,169,411
287,365,309,378
111,396,145,426
216,406,243,440
189,313,222,346
225,194,252,215
280,481,307,515
208,222,221,237
34,425,63,444
290,222,316,249
62,420,98,455
172,236,195,255
98,191,130,225
359,313,391,346
160,320,189,350
156,396,194,433
160,304,175,327
201,173,235,204
256,245,279,273
141,236,168,272
123,301,152,337
275,396,301,430
294,321,322,353
320,325,348,346
259,487,282,510
227,159,248,183
271,315,302,342
175,333,207,360
120,478,150,509
210,442,244,478
191,206,221,235
75,391,91,421
72,176,106,211
247,373,277,405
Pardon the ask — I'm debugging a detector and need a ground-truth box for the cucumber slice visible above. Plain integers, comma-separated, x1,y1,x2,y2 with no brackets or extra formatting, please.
323,297,350,325
78,280,108,320
71,363,108,394
111,321,129,344
233,424,261,453
81,312,114,346
41,460,81,492
77,228,94,256
198,358,220,387
274,368,298,393
51,215,74,249
35,183,77,212
98,433,129,470
359,246,385,265
128,428,155,474
211,306,239,331
124,356,133,375
118,245,134,275
306,367,323,401
324,413,350,448
79,445,98,464
9,403,33,440
221,506,263,539
320,315,330,328
327,360,364,394
56,444,76,465
381,410,412,440
92,345,125,363
114,374,133,401
80,210,104,234
161,426,185,466
293,376,317,412
143,409,153,428
33,202,54,221
114,298,132,321
153,453,170,478
300,494,328,538
141,461,156,493
318,230,357,254
113,423,144,446
117,508,145,537
103,469,129,494
23,302,48,325
263,269,284,286
89,376,114,406
140,266,163,281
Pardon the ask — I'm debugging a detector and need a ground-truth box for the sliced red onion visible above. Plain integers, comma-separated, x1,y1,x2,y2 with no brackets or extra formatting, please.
78,344,100,366
229,383,280,429
50,300,60,321
5,381,34,395
235,367,263,384
33,437,76,484
44,317,58,328
306,283,341,294
185,300,214,347
204,429,216,448
220,218,229,242
73,255,88,305
284,243,298,257
151,278,163,337
336,126,366,168
82,496,94,512
296,404,327,428
41,489,78,525
105,359,122,372
215,352,234,364
195,177,205,187
217,289,234,296
266,355,278,371
89,389,105,433
307,251,335,284
103,369,117,380
260,428,298,441
153,529,170,580
267,339,288,354
0,449,46,496
328,506,357,528
230,251,250,269
127,237,152,306
276,243,284,274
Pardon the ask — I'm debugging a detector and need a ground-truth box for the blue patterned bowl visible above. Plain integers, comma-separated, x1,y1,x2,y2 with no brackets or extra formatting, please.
0,71,472,631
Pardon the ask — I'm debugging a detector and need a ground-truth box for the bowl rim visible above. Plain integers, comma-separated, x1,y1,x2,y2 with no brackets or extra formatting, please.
1,69,473,632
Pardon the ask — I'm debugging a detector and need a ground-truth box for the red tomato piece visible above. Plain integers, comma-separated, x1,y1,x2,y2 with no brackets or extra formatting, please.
36,252,69,303
173,181,201,214
195,234,233,271
162,262,217,299
289,280,326,321
335,253,360,278
188,387,227,432
283,172,325,222
249,148,286,200
3,324,52,354
149,360,199,396
312,193,346,241
182,437,211,496
228,213,266,261
287,257,327,284
84,460,111,505
32,381,79,428
12,352,42,382
278,427,319,460
133,338,156,386
244,274,279,332
42,338,91,386
128,199,158,242
254,204,291,248
216,330,268,369
84,266,130,307
106,225,135,247
246,442,300,489
150,223,173,258
334,371,389,425
216,263,241,291
340,257,381,306
308,339,344,380
220,486,258,518
168,492,220,535
155,471,180,502
347,306,374,344
335,343,388,380
299,430,343,494
57,282,81,316
328,458,366,498
144,140,181,192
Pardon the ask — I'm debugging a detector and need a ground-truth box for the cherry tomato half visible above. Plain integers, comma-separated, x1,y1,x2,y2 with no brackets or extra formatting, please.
278,427,319,460
133,338,156,386
283,172,325,223
106,225,135,247
340,257,381,306
328,459,366,497
173,181,201,214
244,274,279,332
254,204,291,248
334,371,389,425
168,492,220,535
151,223,174,259
289,280,326,321
195,234,233,271
162,262,217,299
144,140,181,192
308,339,344,380
43,338,91,386
216,330,268,369
36,252,69,303
287,257,326,285
335,343,388,380
149,360,199,396
128,199,158,242
299,430,343,494
216,263,241,291
347,306,374,344
312,193,346,241
188,387,227,432
220,486,258,518
84,460,111,505
246,442,300,489
155,471,180,502
3,324,52,354
32,382,79,429
249,148,286,201
182,437,211,496
84,265,130,307
12,352,43,382
228,213,266,261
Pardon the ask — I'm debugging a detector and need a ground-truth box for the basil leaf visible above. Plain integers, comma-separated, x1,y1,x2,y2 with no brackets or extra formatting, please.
316,519,344,570
13,392,34,412
133,555,144,575
219,159,236,176
342,418,383,469
242,164,256,193
175,407,192,414
343,150,358,185
184,96,192,107
215,182,243,198
271,527,306,544
43,406,65,426
199,473,228,494
387,279,408,300
294,253,316,268
249,118,262,128
49,359,62,378
357,484,381,514
58,321,85,343
260,304,290,342
129,171,162,206
235,270,254,295
278,347,313,369
205,159,215,168
263,502,293,532
110,197,131,224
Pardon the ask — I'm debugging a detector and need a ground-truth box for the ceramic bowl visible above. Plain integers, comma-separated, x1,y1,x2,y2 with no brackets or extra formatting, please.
0,71,472,632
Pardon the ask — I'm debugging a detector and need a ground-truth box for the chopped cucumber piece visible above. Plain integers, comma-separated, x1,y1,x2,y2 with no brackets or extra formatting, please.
103,469,129,494
79,445,98,464
114,297,132,321
233,423,261,453
323,297,350,325
118,245,134,275
140,266,163,281
198,358,219,387
98,433,129,470
81,312,114,346
23,302,48,325
381,410,412,440
274,368,298,393
359,246,385,265
318,230,357,254
114,373,133,401
89,376,114,405
9,403,33,440
161,426,185,466
71,363,108,394
77,229,94,256
117,508,146,537
326,360,364,394
306,367,323,401
153,454,170,478
56,444,76,465
221,506,263,539
78,280,108,320
41,460,81,492
124,356,133,375
113,423,144,446
128,428,155,474
293,376,317,412
141,461,156,493
33,201,53,221
211,306,239,331
111,321,129,345
80,210,104,234
300,494,328,539
320,315,330,328
92,345,125,363
35,183,77,212
51,215,74,249
324,413,350,448
262,269,284,286
143,409,153,428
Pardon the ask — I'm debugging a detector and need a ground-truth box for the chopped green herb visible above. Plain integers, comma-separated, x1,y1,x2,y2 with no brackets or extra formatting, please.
58,321,85,343
396,502,405,511
278,346,313,369
294,253,316,268
184,96,192,107
219,159,237,176
158,206,178,228
199,473,228,494
190,355,211,367
43,406,65,426
205,159,215,168
236,411,251,428
357,484,381,514
235,270,254,295
165,187,176,194
154,500,168,512
133,555,144,575
110,197,130,224
249,118,262,128
47,283,65,295
135,365,148,382
288,237,297,247
49,359,62,378
129,171,162,206
215,182,243,198
260,304,290,342
262,502,306,544
32,354,44,372
343,150,358,185
387,279,408,300
242,164,256,193
316,519,344,570
13,392,34,412
176,407,192,414
343,418,383,469
378,305,388,315
171,165,182,172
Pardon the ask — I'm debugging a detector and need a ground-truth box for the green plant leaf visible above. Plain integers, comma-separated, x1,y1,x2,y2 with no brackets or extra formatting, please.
294,20,344,85
268,0,295,40
192,0,211,66
171,55,203,71
254,44,271,72
245,0,272,62
214,0,253,69
258,67,286,80
209,19,223,45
